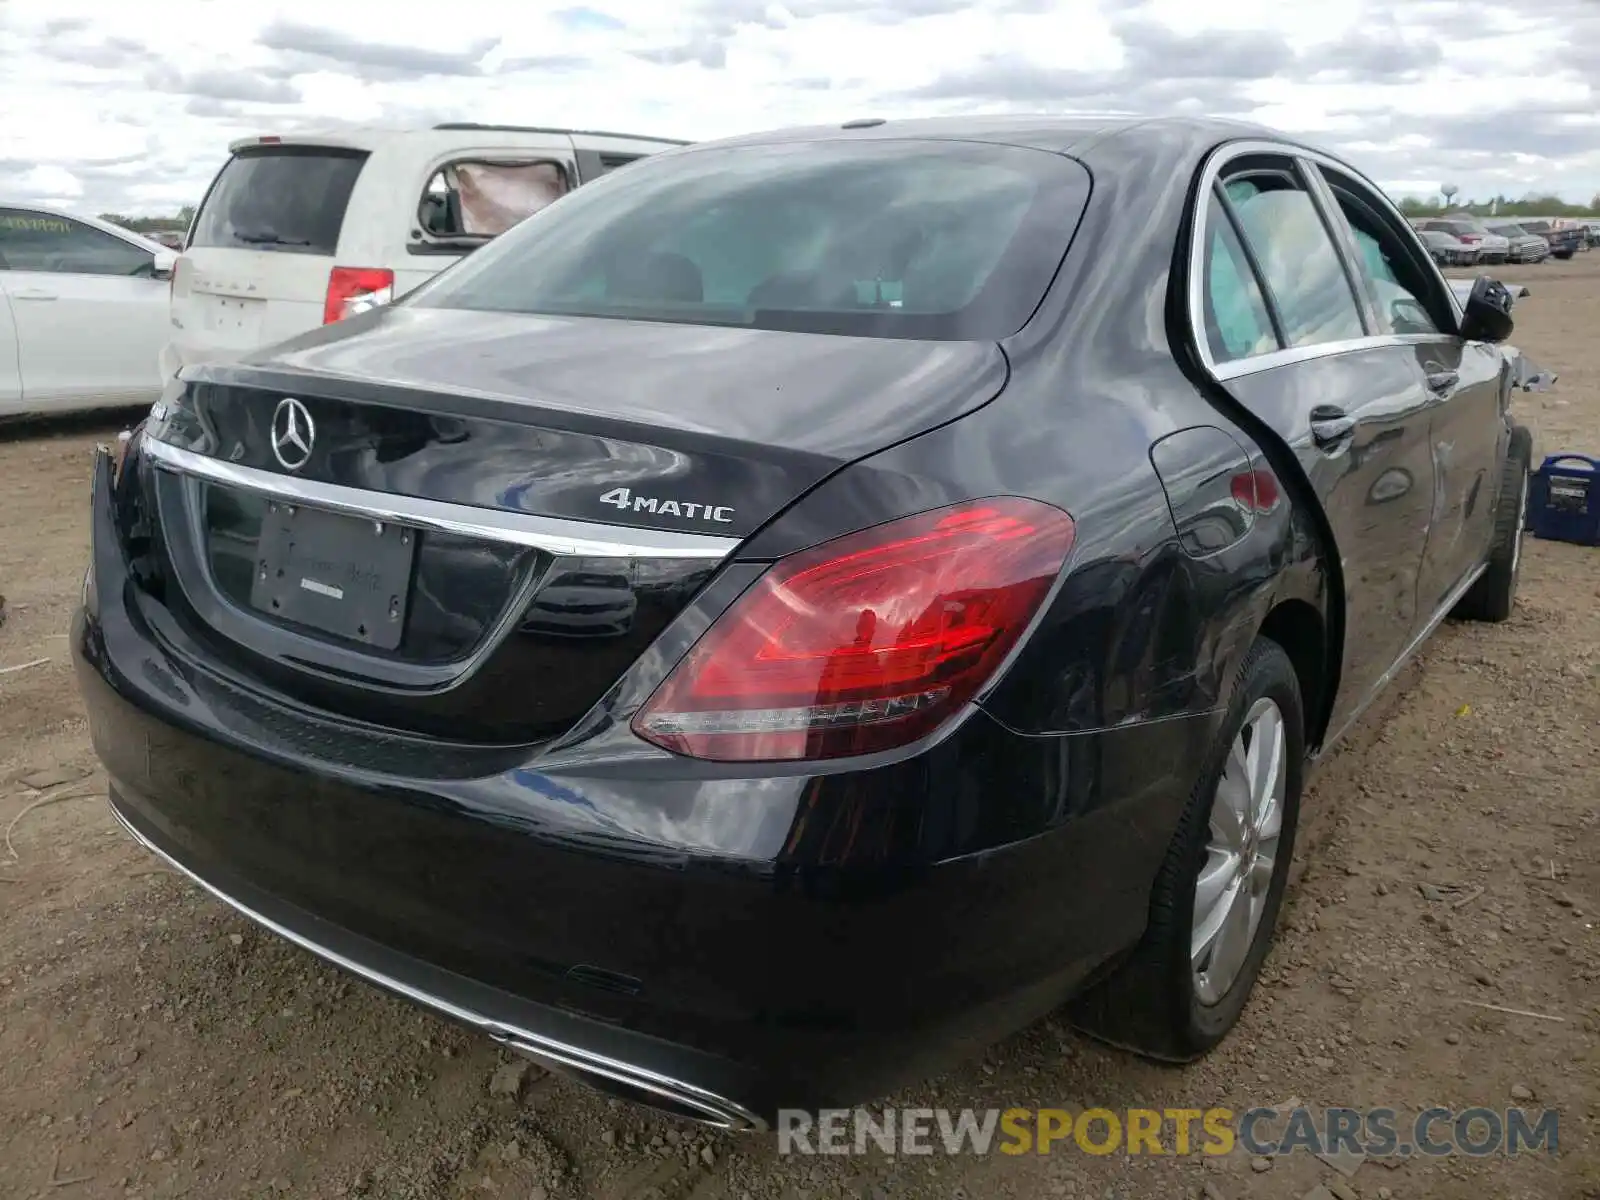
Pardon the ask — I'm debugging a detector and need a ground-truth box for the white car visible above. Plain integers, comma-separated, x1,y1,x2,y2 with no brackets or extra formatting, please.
0,204,176,417
164,123,686,382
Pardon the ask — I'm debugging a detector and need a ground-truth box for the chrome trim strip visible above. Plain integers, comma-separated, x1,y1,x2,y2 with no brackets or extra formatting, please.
1318,561,1487,757
1187,138,1469,382
1210,332,1470,381
1212,336,1381,380
108,798,765,1131
141,437,740,561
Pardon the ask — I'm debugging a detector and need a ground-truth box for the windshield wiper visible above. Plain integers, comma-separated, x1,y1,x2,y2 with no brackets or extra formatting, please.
234,231,312,247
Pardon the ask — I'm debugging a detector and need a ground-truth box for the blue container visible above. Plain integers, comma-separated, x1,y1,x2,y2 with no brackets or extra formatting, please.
1527,454,1600,547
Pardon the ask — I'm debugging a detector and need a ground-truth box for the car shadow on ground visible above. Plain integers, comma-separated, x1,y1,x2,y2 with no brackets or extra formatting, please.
0,405,148,444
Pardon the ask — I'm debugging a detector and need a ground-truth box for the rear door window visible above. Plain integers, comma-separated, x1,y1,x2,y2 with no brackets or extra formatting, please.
1222,167,1367,348
189,146,368,256
0,209,154,275
1201,193,1280,364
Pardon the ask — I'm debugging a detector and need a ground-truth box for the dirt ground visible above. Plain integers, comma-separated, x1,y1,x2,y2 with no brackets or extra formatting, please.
1,259,1596,1200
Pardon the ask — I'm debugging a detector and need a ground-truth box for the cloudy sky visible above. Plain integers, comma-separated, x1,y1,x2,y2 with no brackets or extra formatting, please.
2,0,1597,216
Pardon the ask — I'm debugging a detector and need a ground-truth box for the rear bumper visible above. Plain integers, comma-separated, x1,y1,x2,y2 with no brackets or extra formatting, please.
75,449,1215,1122
107,789,769,1128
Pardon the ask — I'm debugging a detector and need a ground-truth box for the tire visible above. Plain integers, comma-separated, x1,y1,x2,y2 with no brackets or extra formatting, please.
1555,250,1574,260
1068,636,1304,1061
1453,424,1533,623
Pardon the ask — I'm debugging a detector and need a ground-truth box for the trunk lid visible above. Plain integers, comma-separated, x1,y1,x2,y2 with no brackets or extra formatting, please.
135,306,1008,744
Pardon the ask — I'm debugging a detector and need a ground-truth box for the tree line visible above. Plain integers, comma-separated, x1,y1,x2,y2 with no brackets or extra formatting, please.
98,205,195,234
1396,193,1599,218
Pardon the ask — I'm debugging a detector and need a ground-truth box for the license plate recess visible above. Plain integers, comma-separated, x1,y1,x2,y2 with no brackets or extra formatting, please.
248,502,416,650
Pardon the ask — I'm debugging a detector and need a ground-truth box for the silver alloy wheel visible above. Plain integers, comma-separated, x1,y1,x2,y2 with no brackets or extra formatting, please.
1511,468,1529,577
1192,697,1286,1006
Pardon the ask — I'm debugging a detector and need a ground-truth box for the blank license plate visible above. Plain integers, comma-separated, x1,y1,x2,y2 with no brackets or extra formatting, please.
249,502,417,650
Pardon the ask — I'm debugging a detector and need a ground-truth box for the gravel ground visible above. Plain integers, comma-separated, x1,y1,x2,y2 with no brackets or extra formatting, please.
1,259,1597,1200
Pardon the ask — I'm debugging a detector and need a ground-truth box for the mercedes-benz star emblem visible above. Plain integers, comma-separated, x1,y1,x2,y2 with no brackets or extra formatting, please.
271,397,315,472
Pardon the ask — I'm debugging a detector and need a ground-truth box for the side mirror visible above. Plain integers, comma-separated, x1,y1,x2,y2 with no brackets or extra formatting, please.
151,249,178,280
1459,274,1514,343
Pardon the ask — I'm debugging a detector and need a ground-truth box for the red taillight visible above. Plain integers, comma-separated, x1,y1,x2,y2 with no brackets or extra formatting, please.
1458,233,1481,244
632,498,1077,762
259,135,282,145
323,266,395,324
1230,468,1282,514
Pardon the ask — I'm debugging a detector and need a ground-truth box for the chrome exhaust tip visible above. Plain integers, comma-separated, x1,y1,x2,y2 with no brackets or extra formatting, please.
496,1033,766,1132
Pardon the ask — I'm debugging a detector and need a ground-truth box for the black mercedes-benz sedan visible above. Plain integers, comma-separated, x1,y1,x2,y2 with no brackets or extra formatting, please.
76,115,1532,1129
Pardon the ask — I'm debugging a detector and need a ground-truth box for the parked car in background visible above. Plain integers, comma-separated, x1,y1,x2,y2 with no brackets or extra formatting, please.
0,203,176,416
1554,218,1590,252
1517,219,1582,259
84,114,1534,1127
1582,221,1600,249
1486,223,1550,264
162,123,687,383
1418,227,1482,267
1417,217,1509,264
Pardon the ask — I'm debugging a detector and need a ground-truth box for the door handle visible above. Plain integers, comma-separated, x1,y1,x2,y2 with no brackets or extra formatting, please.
1425,368,1460,396
10,289,57,301
1309,406,1356,450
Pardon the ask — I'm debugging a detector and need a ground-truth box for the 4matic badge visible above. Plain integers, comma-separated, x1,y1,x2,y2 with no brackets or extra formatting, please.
599,487,734,524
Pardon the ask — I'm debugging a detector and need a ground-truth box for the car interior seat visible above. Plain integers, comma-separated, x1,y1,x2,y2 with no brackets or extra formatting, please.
605,252,704,303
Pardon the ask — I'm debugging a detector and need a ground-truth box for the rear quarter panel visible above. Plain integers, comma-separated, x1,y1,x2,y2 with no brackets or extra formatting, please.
740,121,1330,743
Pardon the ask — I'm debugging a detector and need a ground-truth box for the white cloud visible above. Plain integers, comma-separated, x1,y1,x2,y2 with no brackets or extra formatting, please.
1,0,1597,216
13,165,83,202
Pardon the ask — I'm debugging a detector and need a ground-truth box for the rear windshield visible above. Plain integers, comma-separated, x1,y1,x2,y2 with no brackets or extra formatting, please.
189,146,368,256
408,139,1091,340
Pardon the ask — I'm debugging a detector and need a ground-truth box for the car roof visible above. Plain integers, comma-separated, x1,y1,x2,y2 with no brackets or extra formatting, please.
676,113,1282,157
228,124,688,155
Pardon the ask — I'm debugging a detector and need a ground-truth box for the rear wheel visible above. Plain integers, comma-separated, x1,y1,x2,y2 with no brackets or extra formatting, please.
1069,637,1303,1060
1454,424,1533,623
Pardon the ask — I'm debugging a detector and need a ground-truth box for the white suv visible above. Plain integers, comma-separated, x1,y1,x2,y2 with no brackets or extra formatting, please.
163,123,686,381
